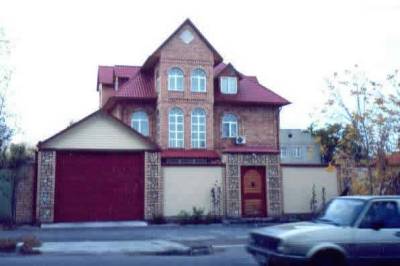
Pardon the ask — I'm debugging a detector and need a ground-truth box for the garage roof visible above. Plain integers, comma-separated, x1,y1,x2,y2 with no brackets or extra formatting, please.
38,111,159,151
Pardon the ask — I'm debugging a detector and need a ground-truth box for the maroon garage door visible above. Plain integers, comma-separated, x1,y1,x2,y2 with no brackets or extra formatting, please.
54,151,144,222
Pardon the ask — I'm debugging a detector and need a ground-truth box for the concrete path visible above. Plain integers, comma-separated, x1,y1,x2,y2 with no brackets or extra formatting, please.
41,221,148,229
34,240,190,255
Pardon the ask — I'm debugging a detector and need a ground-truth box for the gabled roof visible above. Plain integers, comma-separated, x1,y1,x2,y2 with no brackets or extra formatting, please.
96,19,290,107
38,110,159,151
142,18,223,71
116,72,156,99
215,75,290,106
97,65,141,90
213,63,242,78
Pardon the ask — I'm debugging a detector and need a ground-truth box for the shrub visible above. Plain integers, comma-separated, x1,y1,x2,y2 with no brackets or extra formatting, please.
19,235,41,255
204,212,222,224
191,207,205,224
0,238,17,252
150,214,166,225
177,210,191,225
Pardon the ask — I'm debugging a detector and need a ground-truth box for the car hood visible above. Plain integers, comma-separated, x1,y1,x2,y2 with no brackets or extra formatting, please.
252,221,341,242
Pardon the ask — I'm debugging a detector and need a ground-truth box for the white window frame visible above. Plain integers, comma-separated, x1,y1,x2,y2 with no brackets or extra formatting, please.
169,107,184,148
280,147,287,158
191,68,206,92
294,147,302,158
131,111,149,136
220,76,237,94
222,114,238,138
168,67,184,91
191,108,206,148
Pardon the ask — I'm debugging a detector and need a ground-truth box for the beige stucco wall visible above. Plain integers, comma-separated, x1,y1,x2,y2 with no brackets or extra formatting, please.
282,166,339,214
163,166,223,216
41,112,154,150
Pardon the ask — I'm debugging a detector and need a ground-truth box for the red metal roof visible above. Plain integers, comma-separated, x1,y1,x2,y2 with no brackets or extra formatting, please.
223,146,280,154
161,149,220,159
215,77,290,106
98,66,114,85
116,72,157,99
98,63,289,106
114,65,141,78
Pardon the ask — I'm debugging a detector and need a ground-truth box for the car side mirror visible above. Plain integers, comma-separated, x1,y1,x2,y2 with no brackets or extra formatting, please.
371,220,384,231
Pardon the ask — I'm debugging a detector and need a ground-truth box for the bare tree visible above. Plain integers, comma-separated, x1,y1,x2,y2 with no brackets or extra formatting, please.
320,65,400,194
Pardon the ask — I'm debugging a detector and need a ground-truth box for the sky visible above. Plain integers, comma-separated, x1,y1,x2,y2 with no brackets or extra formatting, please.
0,0,399,145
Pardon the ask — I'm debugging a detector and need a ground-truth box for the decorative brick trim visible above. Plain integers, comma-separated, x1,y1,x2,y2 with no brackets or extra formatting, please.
36,151,56,223
223,153,283,218
144,152,163,219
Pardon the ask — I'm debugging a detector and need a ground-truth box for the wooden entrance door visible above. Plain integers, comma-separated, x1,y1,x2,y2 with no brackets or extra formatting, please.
241,166,267,217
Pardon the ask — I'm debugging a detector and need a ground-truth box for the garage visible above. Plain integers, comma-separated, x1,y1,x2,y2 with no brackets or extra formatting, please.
54,151,144,222
36,111,159,223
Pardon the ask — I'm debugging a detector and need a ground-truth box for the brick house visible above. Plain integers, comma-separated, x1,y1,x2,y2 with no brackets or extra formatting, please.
35,19,289,223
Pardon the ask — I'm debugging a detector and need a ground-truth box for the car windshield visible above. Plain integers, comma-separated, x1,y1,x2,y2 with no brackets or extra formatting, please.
315,198,366,226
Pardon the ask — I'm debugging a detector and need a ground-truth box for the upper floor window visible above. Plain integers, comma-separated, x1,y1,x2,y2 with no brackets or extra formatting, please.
191,68,206,92
191,108,206,148
222,114,238,138
131,111,149,136
220,76,237,94
169,107,184,148
168,67,184,91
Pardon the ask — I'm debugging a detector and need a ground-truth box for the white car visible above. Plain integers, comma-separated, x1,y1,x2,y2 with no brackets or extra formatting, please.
247,196,400,266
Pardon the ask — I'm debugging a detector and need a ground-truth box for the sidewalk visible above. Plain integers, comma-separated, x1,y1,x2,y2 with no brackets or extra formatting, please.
33,240,191,255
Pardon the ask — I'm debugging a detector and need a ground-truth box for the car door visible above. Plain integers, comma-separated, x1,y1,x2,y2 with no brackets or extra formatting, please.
354,200,400,266
377,201,400,264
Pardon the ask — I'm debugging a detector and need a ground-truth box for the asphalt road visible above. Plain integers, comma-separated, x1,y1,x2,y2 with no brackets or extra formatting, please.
1,223,272,246
0,246,257,266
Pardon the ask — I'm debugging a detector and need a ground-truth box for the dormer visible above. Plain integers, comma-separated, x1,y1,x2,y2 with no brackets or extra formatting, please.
214,63,241,95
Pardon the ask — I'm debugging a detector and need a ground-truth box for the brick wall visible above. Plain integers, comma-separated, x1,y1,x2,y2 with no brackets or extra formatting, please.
116,102,157,143
214,105,279,150
156,24,215,150
15,163,35,224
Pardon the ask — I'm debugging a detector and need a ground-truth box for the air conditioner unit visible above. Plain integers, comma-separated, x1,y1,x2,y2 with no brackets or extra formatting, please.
235,136,246,145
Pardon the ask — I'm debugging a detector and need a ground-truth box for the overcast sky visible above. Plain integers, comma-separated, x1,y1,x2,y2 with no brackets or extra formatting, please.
1,0,399,145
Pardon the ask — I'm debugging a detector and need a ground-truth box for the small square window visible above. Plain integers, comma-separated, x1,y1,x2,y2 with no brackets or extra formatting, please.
220,77,237,94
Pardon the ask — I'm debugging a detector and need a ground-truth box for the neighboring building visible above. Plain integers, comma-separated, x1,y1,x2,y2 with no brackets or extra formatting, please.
35,19,290,223
280,129,322,165
280,129,339,214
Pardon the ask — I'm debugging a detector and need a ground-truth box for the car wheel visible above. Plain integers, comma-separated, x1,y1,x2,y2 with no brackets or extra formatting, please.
311,250,346,266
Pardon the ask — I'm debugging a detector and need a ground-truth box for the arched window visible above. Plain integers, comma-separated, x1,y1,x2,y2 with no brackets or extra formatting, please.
169,107,184,148
131,111,149,136
191,108,206,148
222,114,238,138
168,67,184,91
191,68,206,92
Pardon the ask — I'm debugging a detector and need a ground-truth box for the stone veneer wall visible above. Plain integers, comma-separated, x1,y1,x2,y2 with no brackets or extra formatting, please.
144,152,163,219
36,151,56,223
223,153,282,217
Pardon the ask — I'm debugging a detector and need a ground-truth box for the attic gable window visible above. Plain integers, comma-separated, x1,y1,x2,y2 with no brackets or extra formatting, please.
220,77,237,94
